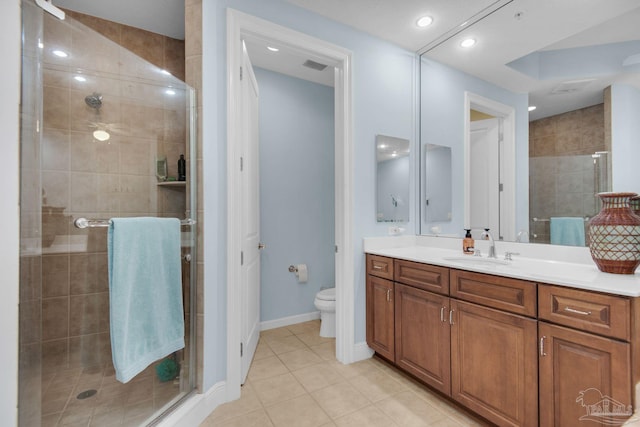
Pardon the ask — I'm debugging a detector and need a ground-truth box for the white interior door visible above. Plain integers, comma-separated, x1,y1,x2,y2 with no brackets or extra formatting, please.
470,118,500,238
240,42,261,384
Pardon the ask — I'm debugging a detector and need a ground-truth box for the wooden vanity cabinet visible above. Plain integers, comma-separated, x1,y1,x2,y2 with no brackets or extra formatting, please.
395,283,451,394
538,284,633,427
365,255,636,427
538,322,631,427
449,270,538,427
450,299,538,427
366,273,395,361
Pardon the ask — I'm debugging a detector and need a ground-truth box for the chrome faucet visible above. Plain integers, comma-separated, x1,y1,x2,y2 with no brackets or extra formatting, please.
480,228,497,259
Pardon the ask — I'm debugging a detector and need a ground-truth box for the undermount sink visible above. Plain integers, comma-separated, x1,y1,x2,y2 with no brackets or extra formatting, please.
442,256,511,266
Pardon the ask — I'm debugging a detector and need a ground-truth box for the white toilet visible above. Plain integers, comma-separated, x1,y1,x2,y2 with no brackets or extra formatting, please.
314,287,336,338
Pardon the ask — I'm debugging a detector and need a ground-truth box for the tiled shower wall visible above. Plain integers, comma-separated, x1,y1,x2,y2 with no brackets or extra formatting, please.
63,9,185,82
528,104,606,243
38,12,187,375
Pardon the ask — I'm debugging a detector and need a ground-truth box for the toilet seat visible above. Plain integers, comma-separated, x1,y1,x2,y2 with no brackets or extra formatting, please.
316,287,335,301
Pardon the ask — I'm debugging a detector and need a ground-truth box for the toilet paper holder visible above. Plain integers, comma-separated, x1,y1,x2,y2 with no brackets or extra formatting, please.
288,265,298,273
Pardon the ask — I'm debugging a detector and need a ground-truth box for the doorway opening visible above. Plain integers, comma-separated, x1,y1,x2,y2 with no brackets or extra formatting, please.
226,9,354,401
464,92,516,241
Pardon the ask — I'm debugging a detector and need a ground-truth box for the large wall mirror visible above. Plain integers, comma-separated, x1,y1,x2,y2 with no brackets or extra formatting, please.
419,0,640,246
376,135,410,223
424,144,452,223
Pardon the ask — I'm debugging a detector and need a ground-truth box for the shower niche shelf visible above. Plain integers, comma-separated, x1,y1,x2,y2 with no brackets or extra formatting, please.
157,181,186,188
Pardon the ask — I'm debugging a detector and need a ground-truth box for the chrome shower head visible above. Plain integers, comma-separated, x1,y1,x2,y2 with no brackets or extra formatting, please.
84,93,103,109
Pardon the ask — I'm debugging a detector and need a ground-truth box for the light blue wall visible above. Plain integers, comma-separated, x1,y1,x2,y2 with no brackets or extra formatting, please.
611,84,640,192
420,57,529,237
254,67,335,322
202,0,417,388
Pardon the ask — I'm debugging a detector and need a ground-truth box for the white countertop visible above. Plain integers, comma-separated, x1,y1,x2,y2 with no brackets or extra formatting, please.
363,236,640,297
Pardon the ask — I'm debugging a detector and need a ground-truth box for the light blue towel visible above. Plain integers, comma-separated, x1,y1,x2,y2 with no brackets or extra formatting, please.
550,217,586,247
108,217,184,383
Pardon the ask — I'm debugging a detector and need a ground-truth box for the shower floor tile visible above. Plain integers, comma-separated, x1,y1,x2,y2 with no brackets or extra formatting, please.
41,361,182,427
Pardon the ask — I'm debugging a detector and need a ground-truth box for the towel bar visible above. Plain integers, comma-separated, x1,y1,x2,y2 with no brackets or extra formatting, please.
532,217,589,222
74,217,196,229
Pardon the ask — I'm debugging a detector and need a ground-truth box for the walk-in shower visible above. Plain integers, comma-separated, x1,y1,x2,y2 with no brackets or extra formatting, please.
19,1,197,425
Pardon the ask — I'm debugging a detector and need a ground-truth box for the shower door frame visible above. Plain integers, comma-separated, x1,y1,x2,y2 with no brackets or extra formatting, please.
17,2,199,424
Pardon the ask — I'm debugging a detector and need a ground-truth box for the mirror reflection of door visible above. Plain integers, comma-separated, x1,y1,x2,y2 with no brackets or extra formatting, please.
376,135,410,223
424,144,452,223
470,115,501,238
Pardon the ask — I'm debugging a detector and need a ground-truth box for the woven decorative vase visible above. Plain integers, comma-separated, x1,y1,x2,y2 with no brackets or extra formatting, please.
630,195,640,217
588,192,640,274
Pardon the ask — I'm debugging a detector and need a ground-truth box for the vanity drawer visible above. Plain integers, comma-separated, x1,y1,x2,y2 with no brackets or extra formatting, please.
450,269,536,317
538,284,630,341
394,259,449,295
367,254,394,280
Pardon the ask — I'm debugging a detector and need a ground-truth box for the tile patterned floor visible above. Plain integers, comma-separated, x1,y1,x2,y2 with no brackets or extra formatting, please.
200,320,490,427
40,361,182,426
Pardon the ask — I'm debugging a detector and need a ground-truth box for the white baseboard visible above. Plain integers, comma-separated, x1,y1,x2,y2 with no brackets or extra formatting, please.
261,311,320,331
156,381,226,427
352,341,374,362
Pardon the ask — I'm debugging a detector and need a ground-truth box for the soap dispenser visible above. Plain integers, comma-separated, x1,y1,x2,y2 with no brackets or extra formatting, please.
463,229,474,254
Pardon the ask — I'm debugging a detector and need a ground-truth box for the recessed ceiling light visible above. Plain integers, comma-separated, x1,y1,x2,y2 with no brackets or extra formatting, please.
165,89,176,96
74,75,86,82
267,46,279,52
416,16,433,28
52,49,68,58
528,106,537,112
93,129,110,142
160,69,172,76
460,38,476,48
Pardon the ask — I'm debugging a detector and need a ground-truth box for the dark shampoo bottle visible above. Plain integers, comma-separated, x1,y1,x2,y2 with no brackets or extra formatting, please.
178,154,186,181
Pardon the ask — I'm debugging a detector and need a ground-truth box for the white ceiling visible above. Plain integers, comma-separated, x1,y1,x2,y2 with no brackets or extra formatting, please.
51,0,640,120
55,0,185,40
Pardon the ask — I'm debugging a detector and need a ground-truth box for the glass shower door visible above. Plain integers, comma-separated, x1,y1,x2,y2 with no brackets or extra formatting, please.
19,1,197,425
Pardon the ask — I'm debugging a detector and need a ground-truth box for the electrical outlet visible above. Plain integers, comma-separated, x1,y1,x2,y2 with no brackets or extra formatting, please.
388,226,405,235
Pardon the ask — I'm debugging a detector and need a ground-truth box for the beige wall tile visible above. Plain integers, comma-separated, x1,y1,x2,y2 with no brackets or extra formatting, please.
44,86,70,130
42,297,69,341
42,255,69,298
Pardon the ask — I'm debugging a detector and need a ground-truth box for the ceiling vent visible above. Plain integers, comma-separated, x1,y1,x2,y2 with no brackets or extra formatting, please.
303,59,328,71
550,79,596,94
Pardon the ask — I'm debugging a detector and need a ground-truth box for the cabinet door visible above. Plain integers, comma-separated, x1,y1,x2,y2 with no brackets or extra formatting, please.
366,275,395,361
450,300,538,427
395,284,450,395
539,322,632,427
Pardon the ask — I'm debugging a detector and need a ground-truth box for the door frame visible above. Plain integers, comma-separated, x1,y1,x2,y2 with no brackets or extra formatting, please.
463,92,516,241
226,9,354,400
